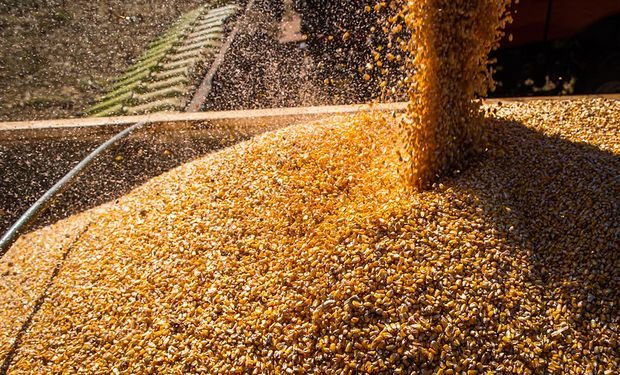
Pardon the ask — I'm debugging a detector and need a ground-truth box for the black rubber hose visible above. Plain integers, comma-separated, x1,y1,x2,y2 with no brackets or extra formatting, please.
0,121,148,258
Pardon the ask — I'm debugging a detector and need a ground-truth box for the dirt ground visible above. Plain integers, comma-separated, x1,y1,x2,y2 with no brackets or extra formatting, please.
0,0,369,121
203,0,370,112
0,0,208,121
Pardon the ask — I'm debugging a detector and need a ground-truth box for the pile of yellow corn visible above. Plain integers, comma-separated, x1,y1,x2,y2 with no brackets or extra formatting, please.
1,97,618,373
1,0,618,373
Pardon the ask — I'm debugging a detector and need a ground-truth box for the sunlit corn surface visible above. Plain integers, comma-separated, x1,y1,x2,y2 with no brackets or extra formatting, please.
1,98,618,374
